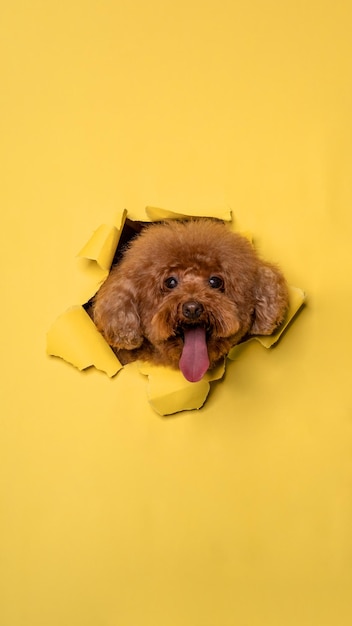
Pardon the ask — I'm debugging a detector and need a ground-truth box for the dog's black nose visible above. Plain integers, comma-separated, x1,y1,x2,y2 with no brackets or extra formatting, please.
182,301,204,320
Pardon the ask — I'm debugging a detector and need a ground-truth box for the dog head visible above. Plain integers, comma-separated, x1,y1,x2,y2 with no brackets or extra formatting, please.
93,219,289,381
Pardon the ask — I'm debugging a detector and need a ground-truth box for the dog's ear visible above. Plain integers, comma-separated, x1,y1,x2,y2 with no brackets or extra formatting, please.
250,263,289,335
92,272,143,350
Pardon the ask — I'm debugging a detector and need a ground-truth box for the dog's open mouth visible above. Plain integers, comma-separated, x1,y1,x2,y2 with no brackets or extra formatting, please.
178,326,210,383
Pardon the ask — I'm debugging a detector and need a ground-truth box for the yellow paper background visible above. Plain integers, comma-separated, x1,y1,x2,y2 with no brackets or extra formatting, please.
1,2,352,625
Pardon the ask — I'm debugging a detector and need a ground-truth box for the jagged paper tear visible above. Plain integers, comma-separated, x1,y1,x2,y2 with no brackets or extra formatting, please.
47,207,305,415
139,360,226,416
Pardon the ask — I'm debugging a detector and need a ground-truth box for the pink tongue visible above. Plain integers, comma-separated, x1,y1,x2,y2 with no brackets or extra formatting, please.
179,327,210,382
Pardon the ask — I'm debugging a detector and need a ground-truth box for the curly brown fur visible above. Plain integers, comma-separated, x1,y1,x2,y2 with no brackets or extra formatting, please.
92,219,289,382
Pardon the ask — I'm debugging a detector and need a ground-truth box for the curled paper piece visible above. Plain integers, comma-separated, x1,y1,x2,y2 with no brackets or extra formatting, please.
78,225,120,272
75,211,129,305
255,285,306,348
78,209,127,271
228,285,306,360
47,306,122,377
47,209,127,376
139,361,225,416
145,205,233,222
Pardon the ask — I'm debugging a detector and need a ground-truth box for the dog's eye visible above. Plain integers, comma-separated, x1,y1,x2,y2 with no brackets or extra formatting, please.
165,276,178,289
209,276,223,289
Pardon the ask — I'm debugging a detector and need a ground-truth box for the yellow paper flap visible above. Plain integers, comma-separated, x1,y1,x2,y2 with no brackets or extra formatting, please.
78,209,127,271
145,205,233,222
139,360,225,416
228,285,306,360
47,305,122,377
254,285,306,348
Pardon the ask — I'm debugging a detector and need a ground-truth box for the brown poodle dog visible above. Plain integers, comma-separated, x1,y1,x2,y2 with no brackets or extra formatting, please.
93,219,289,382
